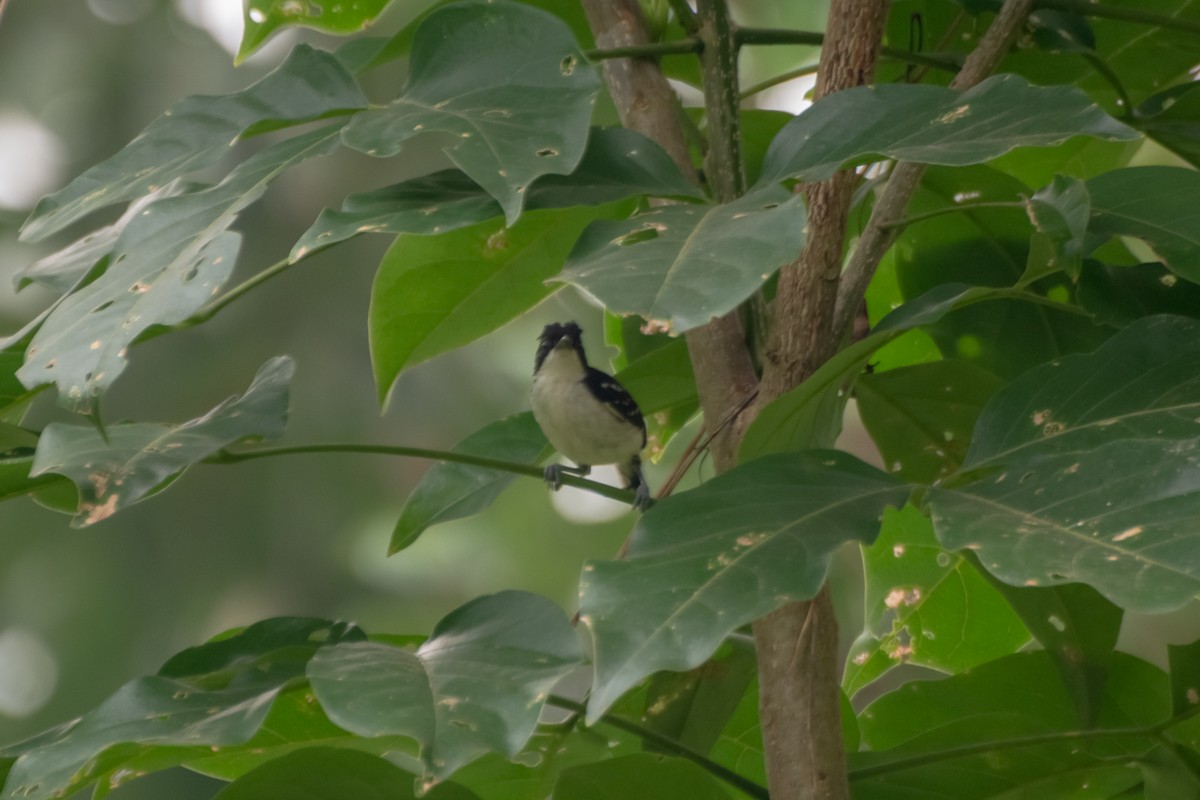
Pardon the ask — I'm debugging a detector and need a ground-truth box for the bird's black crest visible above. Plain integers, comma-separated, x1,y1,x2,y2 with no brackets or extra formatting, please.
535,321,585,373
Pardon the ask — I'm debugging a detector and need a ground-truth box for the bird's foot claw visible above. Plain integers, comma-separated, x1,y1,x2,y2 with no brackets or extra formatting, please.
543,464,565,491
633,482,652,512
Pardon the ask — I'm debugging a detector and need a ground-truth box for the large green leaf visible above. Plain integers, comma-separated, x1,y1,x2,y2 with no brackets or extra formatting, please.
856,360,1004,484
370,204,623,404
1077,261,1200,327
931,315,1200,612
581,451,908,719
1136,83,1200,168
390,413,550,555
0,456,68,504
30,357,293,527
851,651,1165,798
756,74,1136,187
341,0,599,225
844,506,1030,697
552,754,732,800
238,1,397,64
307,591,583,779
1086,167,1200,282
20,45,363,242
18,127,338,412
1,679,283,800
292,127,702,261
558,186,805,332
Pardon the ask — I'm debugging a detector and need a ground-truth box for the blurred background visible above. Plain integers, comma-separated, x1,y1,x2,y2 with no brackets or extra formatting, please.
0,3,831,796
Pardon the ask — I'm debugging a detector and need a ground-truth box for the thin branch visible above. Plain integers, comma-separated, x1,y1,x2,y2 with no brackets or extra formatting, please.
546,695,770,800
878,200,1027,230
832,0,1036,339
734,27,963,73
206,443,644,506
1036,0,1200,36
740,64,821,101
585,40,701,60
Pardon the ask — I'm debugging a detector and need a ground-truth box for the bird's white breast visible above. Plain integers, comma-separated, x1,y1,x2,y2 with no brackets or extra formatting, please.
531,349,643,467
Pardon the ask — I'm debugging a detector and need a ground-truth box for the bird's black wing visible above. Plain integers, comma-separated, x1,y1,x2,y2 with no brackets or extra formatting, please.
584,367,647,446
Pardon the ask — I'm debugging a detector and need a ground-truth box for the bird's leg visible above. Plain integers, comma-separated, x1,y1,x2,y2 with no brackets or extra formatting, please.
620,457,653,511
543,462,591,491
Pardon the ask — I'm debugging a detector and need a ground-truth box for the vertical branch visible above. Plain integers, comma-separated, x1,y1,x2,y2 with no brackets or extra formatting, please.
832,0,1036,336
752,3,891,798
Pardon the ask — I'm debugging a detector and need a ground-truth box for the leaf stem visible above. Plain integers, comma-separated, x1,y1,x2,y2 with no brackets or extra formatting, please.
879,200,1028,230
186,256,299,327
585,40,701,60
546,694,770,800
739,64,820,101
667,0,699,34
1035,0,1200,36
1080,52,1134,120
205,443,643,506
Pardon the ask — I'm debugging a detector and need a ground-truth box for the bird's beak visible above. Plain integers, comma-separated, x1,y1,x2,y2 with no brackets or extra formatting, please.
553,337,573,351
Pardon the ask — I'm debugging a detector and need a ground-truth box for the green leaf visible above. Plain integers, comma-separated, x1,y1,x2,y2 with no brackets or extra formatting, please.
341,0,599,225
30,356,293,527
844,506,1030,697
614,336,698,459
558,186,805,333
308,591,583,778
582,451,908,720
1086,167,1200,282
20,45,363,242
370,204,623,404
214,747,413,800
965,571,1122,727
238,1,397,65
893,166,1109,380
15,181,193,293
1077,262,1200,327
1169,640,1200,718
851,651,1164,798
293,127,700,261
2,678,286,800
1136,82,1200,168
757,74,1136,187
19,126,339,413
0,456,69,504
856,360,1004,484
552,754,732,800
931,315,1200,612
1025,174,1090,281
741,283,1008,461
390,413,550,555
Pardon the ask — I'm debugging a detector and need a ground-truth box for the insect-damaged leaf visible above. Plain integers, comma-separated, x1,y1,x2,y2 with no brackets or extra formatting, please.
581,452,908,720
931,315,1200,612
341,0,598,225
558,186,805,333
18,127,338,412
31,357,294,527
757,74,1137,187
20,45,363,242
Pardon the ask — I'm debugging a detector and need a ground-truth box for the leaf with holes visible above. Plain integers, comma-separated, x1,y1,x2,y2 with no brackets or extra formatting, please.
238,1,397,64
1086,167,1200,283
341,0,598,225
20,45,363,242
757,74,1136,187
558,186,805,333
930,315,1200,612
292,127,700,261
30,357,293,527
307,591,583,779
1077,262,1200,328
390,413,550,555
18,127,338,412
581,451,908,720
856,359,1004,484
370,204,626,405
844,506,1029,697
